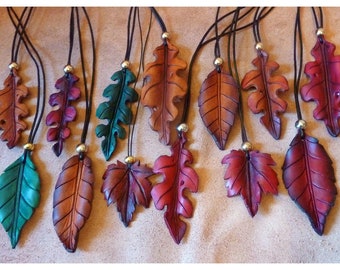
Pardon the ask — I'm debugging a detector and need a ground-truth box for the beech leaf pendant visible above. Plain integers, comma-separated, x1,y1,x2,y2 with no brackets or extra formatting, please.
141,39,187,145
301,35,340,136
241,49,289,139
198,68,239,150
52,154,94,252
46,74,80,156
101,160,153,227
282,132,337,235
96,68,138,161
222,149,279,217
0,69,29,148
151,131,199,244
0,151,40,248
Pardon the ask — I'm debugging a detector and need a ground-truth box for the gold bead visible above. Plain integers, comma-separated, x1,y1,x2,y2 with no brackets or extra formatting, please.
255,42,264,51
161,32,170,40
316,28,325,36
76,143,87,153
295,119,307,130
63,64,74,74
8,62,19,70
124,156,136,164
177,123,189,133
214,57,223,66
121,60,130,69
23,143,34,151
241,141,252,152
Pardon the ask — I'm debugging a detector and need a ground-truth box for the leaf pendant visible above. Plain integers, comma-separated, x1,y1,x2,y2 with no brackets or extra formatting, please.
141,39,187,145
198,68,239,150
46,73,81,156
282,131,337,235
241,49,289,139
151,131,199,244
96,68,138,161
52,154,94,252
222,149,279,217
0,69,29,148
0,151,40,248
301,35,340,136
101,160,153,227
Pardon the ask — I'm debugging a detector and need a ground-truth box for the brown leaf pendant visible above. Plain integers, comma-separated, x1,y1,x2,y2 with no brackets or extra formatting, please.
141,39,187,145
241,49,289,139
0,69,29,148
52,153,94,252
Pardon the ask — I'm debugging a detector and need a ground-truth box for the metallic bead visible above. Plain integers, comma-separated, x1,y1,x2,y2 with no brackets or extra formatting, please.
23,143,34,151
8,62,19,70
124,156,136,164
316,28,325,36
76,143,87,153
161,32,170,40
177,123,189,133
241,141,252,152
295,119,307,130
255,42,264,51
214,57,223,67
121,60,130,69
63,64,74,74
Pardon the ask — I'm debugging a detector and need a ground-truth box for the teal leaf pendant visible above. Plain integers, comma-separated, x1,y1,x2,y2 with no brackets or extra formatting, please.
0,150,40,248
96,68,138,161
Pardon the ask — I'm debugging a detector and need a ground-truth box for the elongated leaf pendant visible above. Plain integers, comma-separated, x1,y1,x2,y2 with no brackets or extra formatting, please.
0,150,40,248
96,68,138,161
301,35,340,136
52,153,94,252
46,73,80,156
282,131,337,235
0,69,29,148
151,130,199,244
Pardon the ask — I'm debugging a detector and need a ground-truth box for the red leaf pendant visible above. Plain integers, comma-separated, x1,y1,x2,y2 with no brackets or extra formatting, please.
301,35,340,136
282,131,337,235
0,69,29,148
101,160,154,227
152,131,199,244
198,68,239,150
241,49,289,139
222,149,279,217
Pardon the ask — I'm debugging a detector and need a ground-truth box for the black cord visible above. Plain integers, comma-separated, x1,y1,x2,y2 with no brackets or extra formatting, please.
150,7,167,34
214,7,221,60
7,7,46,145
311,7,323,29
124,7,138,62
67,7,75,65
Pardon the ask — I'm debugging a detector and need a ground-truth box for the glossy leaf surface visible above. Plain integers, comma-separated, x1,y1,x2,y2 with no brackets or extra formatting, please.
96,68,138,161
0,70,29,148
102,160,153,226
0,151,40,248
141,39,187,145
301,36,340,136
198,68,239,150
53,154,94,252
241,49,289,139
282,132,337,235
46,74,80,156
152,131,199,244
222,149,279,217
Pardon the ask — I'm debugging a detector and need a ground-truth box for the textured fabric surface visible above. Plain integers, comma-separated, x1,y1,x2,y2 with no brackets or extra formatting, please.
0,7,340,263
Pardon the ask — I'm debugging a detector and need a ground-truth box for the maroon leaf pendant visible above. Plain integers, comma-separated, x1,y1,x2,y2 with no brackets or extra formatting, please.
222,148,279,217
152,131,199,244
101,160,154,227
282,131,337,235
301,35,340,137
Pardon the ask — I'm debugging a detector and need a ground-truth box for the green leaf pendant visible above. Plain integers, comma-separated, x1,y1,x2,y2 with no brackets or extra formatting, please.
0,150,40,248
95,68,138,161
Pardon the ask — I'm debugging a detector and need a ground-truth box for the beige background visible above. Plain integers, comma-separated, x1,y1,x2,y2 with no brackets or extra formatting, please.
0,6,340,263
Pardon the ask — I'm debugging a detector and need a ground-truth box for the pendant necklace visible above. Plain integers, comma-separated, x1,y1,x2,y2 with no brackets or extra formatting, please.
0,7,46,249
51,7,96,253
282,7,337,235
